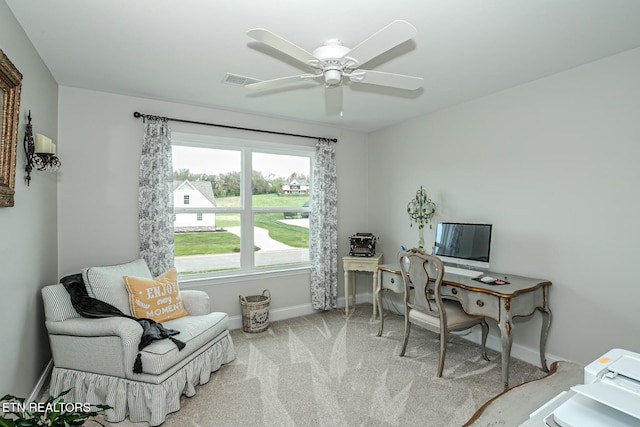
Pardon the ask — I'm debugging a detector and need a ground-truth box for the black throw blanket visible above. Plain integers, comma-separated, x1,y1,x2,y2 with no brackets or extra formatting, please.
60,273,185,373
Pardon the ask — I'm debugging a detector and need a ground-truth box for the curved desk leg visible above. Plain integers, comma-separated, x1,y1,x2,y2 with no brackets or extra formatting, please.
539,306,552,372
498,319,513,391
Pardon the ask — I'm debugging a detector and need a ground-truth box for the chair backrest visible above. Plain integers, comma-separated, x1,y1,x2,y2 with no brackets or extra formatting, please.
43,259,153,323
398,248,445,318
81,258,153,316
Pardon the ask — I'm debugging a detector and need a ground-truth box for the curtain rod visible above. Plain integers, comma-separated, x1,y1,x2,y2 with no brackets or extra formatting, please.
133,112,338,143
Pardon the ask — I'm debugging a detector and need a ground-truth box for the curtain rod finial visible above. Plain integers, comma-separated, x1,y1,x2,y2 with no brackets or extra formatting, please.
133,112,142,118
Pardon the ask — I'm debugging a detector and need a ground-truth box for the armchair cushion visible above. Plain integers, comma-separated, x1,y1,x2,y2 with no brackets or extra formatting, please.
136,311,229,375
123,267,189,322
82,258,152,316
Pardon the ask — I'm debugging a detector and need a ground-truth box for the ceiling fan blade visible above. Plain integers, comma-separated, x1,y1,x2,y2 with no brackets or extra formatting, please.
325,85,343,116
247,28,319,65
343,20,417,67
245,74,320,91
349,70,423,90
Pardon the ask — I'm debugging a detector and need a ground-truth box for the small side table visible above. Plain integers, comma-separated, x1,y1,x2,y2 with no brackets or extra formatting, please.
342,253,383,318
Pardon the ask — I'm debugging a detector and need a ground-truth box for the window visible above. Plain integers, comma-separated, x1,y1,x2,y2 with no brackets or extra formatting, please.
183,195,190,205
171,136,313,278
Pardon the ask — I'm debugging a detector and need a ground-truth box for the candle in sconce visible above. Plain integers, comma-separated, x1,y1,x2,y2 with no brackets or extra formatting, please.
34,133,49,153
34,133,55,154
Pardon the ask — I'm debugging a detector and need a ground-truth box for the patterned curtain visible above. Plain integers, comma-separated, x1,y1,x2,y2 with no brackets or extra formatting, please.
310,139,338,310
138,116,174,277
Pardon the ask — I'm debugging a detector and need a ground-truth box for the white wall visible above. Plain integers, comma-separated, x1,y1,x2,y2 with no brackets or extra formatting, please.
0,1,58,397
58,87,369,319
368,47,640,365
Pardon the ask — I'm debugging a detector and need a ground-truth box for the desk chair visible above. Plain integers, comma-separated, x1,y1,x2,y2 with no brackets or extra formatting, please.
399,249,490,377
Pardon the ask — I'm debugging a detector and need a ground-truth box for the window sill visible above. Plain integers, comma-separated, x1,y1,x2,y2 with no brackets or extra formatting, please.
178,265,311,288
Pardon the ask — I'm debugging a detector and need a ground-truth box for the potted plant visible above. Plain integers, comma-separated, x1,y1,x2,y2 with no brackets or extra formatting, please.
1,389,110,426
407,185,437,249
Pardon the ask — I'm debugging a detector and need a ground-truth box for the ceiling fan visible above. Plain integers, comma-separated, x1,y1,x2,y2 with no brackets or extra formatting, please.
242,20,423,108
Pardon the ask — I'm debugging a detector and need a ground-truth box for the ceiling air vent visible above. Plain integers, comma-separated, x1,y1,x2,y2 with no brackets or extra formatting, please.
223,73,260,86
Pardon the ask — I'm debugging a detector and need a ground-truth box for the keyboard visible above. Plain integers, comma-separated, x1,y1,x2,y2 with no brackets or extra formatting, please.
445,266,483,278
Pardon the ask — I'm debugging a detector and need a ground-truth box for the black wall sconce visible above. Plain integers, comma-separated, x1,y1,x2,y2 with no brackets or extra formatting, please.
23,110,61,186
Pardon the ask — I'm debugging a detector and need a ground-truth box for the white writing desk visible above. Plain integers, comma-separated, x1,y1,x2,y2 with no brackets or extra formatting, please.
376,263,552,390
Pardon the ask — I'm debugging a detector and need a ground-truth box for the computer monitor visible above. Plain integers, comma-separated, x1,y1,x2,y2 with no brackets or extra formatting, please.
433,222,492,270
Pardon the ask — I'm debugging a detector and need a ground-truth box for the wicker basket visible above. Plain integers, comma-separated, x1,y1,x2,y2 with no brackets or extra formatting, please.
239,289,271,333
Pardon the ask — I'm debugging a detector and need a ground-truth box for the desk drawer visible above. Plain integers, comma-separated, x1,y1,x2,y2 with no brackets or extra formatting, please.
381,271,403,293
443,285,499,319
344,260,377,272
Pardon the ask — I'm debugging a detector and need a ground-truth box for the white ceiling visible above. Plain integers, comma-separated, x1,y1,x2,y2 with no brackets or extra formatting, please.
7,0,640,133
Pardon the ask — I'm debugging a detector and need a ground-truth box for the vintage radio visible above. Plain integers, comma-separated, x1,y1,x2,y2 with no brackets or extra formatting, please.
349,233,378,257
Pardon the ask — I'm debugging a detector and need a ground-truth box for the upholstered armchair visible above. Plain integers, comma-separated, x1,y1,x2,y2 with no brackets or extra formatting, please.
41,259,236,426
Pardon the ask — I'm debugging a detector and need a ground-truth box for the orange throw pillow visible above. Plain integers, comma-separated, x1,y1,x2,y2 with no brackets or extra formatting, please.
123,267,189,322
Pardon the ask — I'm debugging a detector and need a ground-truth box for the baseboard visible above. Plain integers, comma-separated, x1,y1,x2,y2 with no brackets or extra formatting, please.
460,328,564,368
29,359,53,402
228,292,370,330
229,301,318,330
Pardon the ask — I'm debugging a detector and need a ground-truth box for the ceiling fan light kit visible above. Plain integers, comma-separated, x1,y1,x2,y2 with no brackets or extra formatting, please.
323,69,342,87
239,20,423,111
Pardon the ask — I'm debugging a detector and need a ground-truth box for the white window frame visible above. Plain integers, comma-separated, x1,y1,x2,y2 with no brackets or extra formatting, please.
172,132,314,282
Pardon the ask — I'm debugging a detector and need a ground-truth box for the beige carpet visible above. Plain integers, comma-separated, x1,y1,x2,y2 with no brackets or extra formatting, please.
464,360,583,426
97,304,551,427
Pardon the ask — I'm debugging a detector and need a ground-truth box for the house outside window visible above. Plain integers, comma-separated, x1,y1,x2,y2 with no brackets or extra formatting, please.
173,181,216,231
172,135,313,278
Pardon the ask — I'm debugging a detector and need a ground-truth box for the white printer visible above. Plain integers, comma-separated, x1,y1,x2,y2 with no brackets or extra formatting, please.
521,348,640,427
